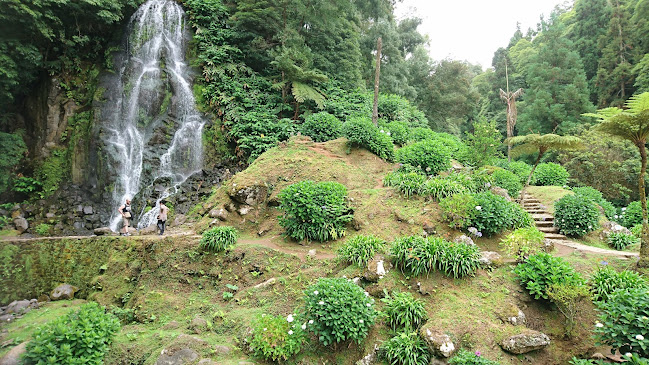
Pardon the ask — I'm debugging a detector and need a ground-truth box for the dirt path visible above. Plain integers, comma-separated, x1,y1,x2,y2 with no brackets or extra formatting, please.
238,236,336,261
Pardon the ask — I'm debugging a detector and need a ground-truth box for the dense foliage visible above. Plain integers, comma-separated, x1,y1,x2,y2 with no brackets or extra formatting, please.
342,117,394,161
594,287,649,357
590,266,648,302
499,226,545,261
470,192,533,236
23,302,120,365
448,349,501,365
337,235,385,267
382,332,431,365
278,181,352,242
390,236,481,278
248,313,307,362
514,252,585,300
621,201,643,228
301,112,342,142
607,232,640,251
304,277,376,346
491,169,522,198
395,140,451,176
532,163,570,186
199,226,238,252
554,194,600,237
382,291,428,331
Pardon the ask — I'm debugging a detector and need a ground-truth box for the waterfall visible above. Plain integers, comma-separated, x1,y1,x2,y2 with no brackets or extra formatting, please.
103,0,205,231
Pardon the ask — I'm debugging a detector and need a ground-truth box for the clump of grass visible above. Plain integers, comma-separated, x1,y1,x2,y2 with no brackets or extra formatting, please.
199,226,238,252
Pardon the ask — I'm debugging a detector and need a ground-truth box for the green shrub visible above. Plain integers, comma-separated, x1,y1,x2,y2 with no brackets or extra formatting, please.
600,200,617,221
547,282,590,336
632,224,643,239
494,159,532,184
390,236,481,278
590,266,648,302
471,192,532,236
594,287,649,357
199,226,238,252
278,181,353,242
382,332,430,365
449,349,501,365
554,194,600,237
384,121,409,145
383,171,427,198
430,132,467,161
342,116,394,161
337,235,385,267
34,223,51,236
382,291,428,331
407,127,435,142
301,112,342,142
532,162,569,186
514,252,585,300
419,178,468,201
491,169,522,198
23,302,120,365
621,201,643,228
304,277,377,345
248,313,307,362
500,227,545,261
572,186,603,203
396,140,451,176
607,232,640,250
440,193,478,230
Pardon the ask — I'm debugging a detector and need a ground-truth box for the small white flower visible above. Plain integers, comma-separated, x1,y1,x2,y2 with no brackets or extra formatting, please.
301,324,307,330
637,334,645,340
475,206,482,211
622,207,627,211
366,303,371,307
615,215,619,219
386,132,391,136
595,322,604,328
588,225,593,229
263,328,267,331
364,291,369,296
319,301,324,305
359,319,364,324
625,353,632,358
287,314,294,322
314,290,319,295
288,330,293,335
309,320,314,324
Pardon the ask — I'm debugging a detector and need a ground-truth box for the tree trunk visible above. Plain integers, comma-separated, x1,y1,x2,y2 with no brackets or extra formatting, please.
637,141,649,267
372,37,382,126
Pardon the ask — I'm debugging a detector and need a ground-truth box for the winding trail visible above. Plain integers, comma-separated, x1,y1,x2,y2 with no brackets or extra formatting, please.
520,193,639,259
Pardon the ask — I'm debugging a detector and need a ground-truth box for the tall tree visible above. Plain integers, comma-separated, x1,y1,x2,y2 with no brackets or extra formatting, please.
372,37,382,126
584,92,649,267
500,61,523,161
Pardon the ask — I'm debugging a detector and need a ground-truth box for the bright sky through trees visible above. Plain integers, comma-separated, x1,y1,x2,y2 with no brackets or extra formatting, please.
395,0,567,68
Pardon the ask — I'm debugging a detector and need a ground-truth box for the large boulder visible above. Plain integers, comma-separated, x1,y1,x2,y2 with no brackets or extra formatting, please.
93,227,114,236
229,184,268,206
599,221,632,241
479,251,504,267
209,208,228,221
50,284,78,301
419,323,456,358
3,299,38,315
155,348,199,365
13,217,28,234
0,341,28,365
500,330,550,354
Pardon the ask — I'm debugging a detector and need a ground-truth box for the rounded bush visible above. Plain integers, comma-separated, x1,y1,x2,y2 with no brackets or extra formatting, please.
23,302,120,365
337,235,385,267
491,169,522,198
590,266,648,302
278,181,353,242
382,332,431,365
396,140,451,176
532,162,569,186
407,127,436,142
621,201,643,228
300,112,342,142
471,192,532,236
304,277,377,345
572,186,603,203
199,226,238,252
631,224,643,239
594,287,649,357
500,226,545,261
342,116,394,161
506,161,533,184
607,232,640,250
390,236,481,278
514,252,585,300
248,313,307,362
385,121,409,145
382,291,428,331
554,194,600,237
449,349,501,365
440,193,478,230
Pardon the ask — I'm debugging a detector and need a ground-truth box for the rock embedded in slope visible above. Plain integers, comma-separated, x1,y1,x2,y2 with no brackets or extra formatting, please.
50,284,78,301
500,330,550,354
419,323,456,358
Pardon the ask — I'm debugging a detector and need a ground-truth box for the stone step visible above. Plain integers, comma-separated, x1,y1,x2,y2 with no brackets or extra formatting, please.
532,213,554,221
522,199,541,204
544,233,567,240
535,220,554,227
527,210,547,214
538,226,559,233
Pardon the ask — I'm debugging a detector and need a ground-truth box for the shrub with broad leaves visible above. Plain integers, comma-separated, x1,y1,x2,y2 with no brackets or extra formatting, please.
304,277,376,345
491,169,522,198
395,140,451,176
532,162,569,186
278,181,353,242
594,287,649,357
300,112,342,142
23,302,120,365
554,194,600,237
342,116,394,161
499,227,545,261
621,201,643,228
514,252,585,300
248,313,307,362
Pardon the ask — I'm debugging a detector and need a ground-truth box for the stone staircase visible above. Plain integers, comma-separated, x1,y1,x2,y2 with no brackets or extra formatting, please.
520,193,568,242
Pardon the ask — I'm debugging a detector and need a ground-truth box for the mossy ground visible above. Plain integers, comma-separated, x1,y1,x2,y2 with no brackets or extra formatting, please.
1,139,645,364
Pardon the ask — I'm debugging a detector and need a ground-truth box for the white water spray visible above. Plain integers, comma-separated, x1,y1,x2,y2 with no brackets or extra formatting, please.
105,0,205,231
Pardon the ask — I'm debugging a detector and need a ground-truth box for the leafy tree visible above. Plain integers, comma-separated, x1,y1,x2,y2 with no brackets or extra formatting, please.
584,92,649,267
507,134,583,187
463,119,502,167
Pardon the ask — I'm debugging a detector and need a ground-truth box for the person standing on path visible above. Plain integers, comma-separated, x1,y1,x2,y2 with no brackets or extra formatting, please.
157,200,169,236
118,199,132,236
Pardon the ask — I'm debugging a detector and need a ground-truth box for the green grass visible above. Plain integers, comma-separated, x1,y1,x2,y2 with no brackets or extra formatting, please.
526,186,573,214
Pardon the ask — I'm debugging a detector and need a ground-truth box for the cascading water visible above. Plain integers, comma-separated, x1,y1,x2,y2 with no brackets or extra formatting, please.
102,0,205,231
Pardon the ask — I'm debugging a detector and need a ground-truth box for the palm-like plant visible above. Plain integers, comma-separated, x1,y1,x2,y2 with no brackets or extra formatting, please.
584,92,649,266
506,134,583,186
